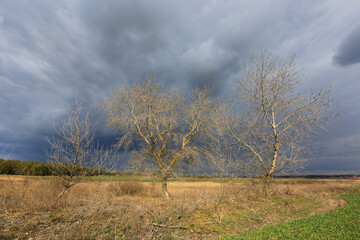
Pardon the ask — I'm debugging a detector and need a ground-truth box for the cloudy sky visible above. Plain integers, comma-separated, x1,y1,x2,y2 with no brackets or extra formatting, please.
0,0,359,174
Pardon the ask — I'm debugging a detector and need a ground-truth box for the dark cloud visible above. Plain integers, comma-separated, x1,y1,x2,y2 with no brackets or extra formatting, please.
333,24,360,66
0,1,359,174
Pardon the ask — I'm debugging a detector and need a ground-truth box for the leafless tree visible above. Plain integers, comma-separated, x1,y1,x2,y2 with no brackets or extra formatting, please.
227,52,337,193
47,100,95,201
102,77,220,198
88,144,120,177
0,143,13,174
0,143,13,160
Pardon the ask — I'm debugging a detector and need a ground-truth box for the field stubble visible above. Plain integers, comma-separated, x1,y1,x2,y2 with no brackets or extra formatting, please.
0,175,359,239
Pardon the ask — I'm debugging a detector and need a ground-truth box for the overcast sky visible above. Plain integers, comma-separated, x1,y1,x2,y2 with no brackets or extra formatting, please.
0,0,359,174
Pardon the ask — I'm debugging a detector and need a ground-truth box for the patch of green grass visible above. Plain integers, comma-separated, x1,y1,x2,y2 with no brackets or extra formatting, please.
29,175,248,183
28,175,57,180
51,216,65,224
9,226,19,231
224,187,360,240
82,175,156,182
171,177,248,183
28,175,156,182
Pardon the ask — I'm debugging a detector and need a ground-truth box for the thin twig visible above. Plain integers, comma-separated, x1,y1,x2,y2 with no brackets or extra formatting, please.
243,215,272,224
150,223,188,230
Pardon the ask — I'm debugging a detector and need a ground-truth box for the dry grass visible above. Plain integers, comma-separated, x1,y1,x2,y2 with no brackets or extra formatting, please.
0,175,359,239
0,176,62,212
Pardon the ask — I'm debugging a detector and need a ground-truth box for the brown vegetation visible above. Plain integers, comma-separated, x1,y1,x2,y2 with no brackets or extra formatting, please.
0,175,359,239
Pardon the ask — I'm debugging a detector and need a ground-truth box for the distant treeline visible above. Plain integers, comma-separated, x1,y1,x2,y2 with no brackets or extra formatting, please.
0,159,115,176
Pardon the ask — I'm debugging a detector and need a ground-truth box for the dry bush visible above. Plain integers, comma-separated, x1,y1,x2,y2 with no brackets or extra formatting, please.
223,181,272,199
108,181,146,196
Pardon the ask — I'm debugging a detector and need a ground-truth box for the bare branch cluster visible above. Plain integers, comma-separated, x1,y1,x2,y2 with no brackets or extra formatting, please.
87,144,121,176
0,143,13,160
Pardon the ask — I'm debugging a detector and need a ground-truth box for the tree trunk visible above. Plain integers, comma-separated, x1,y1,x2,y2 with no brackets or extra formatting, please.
56,186,68,204
267,135,279,179
161,172,170,199
263,177,271,196
263,134,279,196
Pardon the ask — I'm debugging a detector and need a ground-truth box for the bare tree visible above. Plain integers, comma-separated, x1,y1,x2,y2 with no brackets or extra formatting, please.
0,143,13,174
47,101,95,201
102,77,219,198
88,145,120,177
0,143,13,160
227,52,337,193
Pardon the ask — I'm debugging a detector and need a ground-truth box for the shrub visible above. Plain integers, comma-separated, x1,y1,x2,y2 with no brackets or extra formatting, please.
109,181,145,196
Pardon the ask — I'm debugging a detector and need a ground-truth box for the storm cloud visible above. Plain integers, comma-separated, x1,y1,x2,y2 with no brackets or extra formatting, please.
0,0,360,174
333,24,360,67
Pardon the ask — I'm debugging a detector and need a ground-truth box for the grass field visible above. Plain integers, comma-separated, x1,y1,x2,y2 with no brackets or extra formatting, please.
0,175,359,239
224,187,360,239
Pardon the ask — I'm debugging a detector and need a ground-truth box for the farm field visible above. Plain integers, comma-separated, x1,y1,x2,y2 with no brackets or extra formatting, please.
1,175,359,239
224,186,360,239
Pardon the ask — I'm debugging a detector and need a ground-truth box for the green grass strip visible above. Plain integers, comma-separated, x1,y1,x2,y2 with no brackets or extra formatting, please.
224,187,360,240
28,175,248,183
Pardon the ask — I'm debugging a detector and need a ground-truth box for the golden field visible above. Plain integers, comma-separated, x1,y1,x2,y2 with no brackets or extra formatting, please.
1,175,359,239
